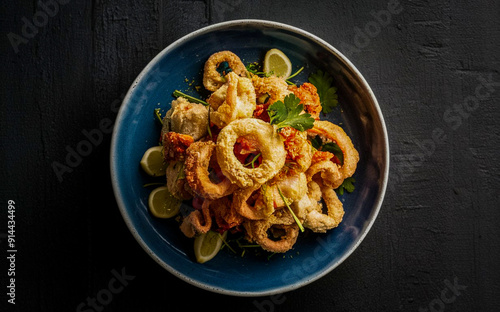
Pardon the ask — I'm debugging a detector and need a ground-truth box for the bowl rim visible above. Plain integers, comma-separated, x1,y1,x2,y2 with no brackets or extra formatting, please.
110,19,390,296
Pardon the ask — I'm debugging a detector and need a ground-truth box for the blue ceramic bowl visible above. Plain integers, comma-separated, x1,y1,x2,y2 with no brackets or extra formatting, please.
110,20,389,296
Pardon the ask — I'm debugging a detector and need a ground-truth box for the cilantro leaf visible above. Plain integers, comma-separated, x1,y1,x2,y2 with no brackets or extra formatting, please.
310,135,344,165
335,177,355,195
308,70,339,114
310,135,323,150
321,142,344,165
267,94,315,132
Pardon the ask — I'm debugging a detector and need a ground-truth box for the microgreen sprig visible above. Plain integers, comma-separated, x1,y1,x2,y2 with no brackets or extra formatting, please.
277,186,305,232
172,90,208,106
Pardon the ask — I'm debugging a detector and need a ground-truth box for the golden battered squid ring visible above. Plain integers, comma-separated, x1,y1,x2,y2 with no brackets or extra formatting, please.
308,120,359,180
216,118,286,188
203,51,247,92
185,141,237,200
243,210,299,253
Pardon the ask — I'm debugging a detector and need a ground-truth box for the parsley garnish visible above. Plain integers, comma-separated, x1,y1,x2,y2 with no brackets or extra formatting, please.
336,177,355,195
267,94,314,132
308,70,339,114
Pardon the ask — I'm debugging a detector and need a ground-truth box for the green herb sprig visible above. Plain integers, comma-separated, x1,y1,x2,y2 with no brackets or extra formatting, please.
267,94,314,132
308,70,339,114
277,186,305,232
336,177,355,195
172,90,208,106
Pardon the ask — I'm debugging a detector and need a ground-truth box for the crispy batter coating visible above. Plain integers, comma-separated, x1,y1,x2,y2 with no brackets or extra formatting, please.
210,72,256,128
302,181,344,233
180,200,212,238
165,51,359,252
251,75,291,105
268,172,308,209
243,209,299,253
232,184,274,220
306,159,343,189
162,97,209,141
307,120,359,181
203,51,247,91
184,141,237,200
216,118,286,188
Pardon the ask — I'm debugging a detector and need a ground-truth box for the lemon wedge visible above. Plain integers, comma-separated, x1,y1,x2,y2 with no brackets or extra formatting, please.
263,48,292,79
140,146,167,177
194,230,227,263
148,186,182,218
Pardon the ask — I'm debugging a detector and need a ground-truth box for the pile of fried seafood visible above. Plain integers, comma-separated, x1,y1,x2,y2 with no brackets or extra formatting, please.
161,51,359,254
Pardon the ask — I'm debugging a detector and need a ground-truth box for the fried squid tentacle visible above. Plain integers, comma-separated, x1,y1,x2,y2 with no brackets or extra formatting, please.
179,201,212,238
307,120,359,181
185,141,237,200
210,72,256,128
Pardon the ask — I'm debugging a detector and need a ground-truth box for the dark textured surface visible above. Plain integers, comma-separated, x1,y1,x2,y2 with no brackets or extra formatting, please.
1,0,499,311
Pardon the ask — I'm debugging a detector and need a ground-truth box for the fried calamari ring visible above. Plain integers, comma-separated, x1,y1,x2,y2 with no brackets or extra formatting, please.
243,209,299,253
308,120,359,180
203,51,247,91
216,118,286,188
305,159,343,189
179,201,212,238
185,141,237,200
301,181,344,233
210,72,256,128
232,184,274,220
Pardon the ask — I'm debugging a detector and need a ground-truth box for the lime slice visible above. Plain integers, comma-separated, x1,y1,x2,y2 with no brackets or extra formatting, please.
148,186,182,218
263,48,292,79
140,146,167,177
194,230,227,263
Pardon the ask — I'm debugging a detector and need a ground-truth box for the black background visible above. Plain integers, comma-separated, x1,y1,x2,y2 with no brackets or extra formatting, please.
1,0,499,311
